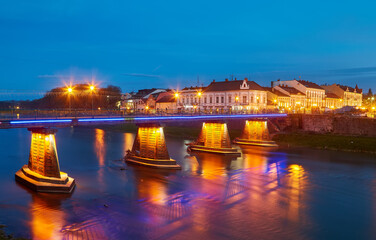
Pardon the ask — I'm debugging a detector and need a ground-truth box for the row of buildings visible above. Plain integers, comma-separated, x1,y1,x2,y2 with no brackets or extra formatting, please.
121,78,363,114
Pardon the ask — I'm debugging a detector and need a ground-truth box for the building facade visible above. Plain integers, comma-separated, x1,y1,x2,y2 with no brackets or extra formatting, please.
272,79,325,109
178,78,267,113
321,84,362,107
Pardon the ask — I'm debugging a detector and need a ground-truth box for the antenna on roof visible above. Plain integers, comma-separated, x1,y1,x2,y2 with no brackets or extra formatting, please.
197,75,199,87
231,74,234,81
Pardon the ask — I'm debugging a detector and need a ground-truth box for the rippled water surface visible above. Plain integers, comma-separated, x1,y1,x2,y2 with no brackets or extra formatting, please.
1,127,376,240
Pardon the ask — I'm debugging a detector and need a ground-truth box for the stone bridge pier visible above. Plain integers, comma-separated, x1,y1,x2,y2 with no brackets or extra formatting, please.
187,121,240,156
15,128,75,193
125,123,181,169
234,119,278,147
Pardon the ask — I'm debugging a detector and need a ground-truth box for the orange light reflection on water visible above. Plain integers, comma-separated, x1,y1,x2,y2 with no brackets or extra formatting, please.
30,194,66,240
94,129,105,167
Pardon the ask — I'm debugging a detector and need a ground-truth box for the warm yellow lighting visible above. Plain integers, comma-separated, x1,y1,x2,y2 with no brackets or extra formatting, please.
197,91,202,97
296,101,300,105
174,92,179,98
330,105,334,109
145,106,149,110
89,85,95,91
235,96,239,101
340,99,343,102
273,99,277,103
312,103,317,107
193,105,197,109
16,106,20,109
372,107,375,110
98,107,101,110
256,96,259,100
67,87,73,93
45,136,50,141
290,164,302,171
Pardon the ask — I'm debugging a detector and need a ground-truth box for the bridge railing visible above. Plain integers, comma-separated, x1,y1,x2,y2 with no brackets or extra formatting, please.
0,109,283,121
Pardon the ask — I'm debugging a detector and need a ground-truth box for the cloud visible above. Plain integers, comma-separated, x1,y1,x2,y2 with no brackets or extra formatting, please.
122,73,161,79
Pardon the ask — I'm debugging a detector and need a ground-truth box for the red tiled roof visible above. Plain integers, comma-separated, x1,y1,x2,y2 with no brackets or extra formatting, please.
156,94,176,103
264,87,290,97
338,84,362,93
278,86,305,95
205,79,265,92
297,80,324,90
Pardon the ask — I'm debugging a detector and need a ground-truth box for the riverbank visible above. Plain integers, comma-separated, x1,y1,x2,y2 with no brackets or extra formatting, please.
273,133,376,154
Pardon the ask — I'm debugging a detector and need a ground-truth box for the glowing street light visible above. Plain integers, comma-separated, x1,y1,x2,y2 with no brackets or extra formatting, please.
66,86,74,114
197,91,202,114
89,84,96,117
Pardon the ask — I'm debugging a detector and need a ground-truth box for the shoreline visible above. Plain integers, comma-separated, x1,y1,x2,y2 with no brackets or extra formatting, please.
273,132,376,154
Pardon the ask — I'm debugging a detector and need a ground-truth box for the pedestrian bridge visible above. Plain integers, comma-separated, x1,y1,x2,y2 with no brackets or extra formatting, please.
6,113,288,194
1,113,287,129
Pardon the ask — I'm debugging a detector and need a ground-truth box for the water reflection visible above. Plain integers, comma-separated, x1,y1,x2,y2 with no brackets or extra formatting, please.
123,132,135,154
188,152,238,179
94,129,106,167
29,192,68,240
286,163,306,222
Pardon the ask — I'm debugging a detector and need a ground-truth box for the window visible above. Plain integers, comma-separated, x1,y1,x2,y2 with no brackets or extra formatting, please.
228,96,232,103
221,97,224,103
204,97,207,104
243,96,247,104
210,97,212,103
251,96,253,103
216,97,219,103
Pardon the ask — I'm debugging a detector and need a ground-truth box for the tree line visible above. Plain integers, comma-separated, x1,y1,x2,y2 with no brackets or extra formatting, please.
0,84,122,110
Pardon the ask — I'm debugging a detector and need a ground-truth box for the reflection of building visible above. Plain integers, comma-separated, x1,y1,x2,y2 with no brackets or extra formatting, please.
321,84,362,107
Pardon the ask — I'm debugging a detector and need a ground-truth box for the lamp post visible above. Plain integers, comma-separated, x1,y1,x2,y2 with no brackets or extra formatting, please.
197,91,202,114
174,92,179,114
67,87,73,115
89,85,95,117
235,96,239,114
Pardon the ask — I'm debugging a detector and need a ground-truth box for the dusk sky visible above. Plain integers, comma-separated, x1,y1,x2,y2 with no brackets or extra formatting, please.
1,0,375,100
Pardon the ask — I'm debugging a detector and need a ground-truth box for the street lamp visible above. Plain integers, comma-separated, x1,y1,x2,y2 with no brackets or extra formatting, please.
174,92,179,114
89,84,95,117
197,91,202,114
66,87,73,115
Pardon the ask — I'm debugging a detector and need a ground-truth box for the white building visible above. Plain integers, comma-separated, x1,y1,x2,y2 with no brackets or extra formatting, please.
178,78,267,113
272,79,326,109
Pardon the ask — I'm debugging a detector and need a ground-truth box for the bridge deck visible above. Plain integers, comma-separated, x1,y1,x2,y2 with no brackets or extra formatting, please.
0,114,287,129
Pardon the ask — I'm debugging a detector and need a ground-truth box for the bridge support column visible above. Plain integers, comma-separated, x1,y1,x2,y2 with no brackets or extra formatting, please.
234,120,278,147
187,121,240,156
125,123,181,169
15,128,75,193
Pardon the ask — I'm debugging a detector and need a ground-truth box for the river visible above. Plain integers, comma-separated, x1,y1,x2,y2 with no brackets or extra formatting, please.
0,127,375,240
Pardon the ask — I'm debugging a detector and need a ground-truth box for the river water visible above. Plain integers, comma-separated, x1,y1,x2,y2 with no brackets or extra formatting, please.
0,127,376,240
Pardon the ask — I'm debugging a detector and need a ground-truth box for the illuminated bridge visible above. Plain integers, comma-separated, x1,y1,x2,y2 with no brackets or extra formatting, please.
4,114,288,194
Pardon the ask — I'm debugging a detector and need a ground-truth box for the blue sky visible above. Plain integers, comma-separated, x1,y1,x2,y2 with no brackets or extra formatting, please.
0,0,375,100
